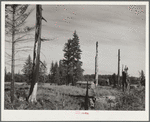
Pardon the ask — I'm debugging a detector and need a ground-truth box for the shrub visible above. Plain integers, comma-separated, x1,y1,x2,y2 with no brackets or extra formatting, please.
115,87,145,110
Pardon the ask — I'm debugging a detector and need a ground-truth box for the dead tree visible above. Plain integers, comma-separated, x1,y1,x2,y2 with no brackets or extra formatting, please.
85,80,89,110
122,70,126,92
122,65,130,93
117,49,120,87
95,41,98,86
5,5,33,103
11,5,15,103
125,66,130,94
28,5,47,103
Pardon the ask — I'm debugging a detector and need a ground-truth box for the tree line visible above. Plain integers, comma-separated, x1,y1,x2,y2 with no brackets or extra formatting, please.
5,31,84,86
27,30,84,85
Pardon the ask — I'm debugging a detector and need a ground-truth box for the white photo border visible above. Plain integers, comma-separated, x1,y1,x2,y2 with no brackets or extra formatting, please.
1,1,149,121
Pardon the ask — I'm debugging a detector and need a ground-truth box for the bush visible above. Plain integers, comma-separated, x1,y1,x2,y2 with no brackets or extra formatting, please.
115,87,145,110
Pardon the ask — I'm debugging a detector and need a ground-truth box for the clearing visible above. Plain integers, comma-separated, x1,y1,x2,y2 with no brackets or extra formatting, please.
4,82,145,110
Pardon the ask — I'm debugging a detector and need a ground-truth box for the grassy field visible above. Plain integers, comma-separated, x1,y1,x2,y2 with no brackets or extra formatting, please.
4,82,145,110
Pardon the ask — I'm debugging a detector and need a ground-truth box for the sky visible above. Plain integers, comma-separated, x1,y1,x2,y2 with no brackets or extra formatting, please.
5,4,146,77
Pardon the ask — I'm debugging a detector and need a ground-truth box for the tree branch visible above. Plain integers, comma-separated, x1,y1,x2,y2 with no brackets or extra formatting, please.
41,37,55,42
14,33,34,43
42,17,47,22
15,49,33,55
40,60,46,68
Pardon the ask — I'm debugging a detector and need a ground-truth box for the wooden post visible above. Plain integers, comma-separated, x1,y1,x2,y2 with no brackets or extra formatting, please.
117,49,120,87
95,42,98,86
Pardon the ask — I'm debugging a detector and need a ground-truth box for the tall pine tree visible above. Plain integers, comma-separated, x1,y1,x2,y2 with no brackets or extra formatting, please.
63,31,84,85
72,31,84,85
63,39,73,85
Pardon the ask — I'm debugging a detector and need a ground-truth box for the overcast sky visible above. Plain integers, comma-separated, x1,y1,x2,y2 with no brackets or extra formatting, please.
5,4,146,77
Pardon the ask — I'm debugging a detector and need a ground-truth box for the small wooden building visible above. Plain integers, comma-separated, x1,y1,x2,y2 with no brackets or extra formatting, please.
76,81,94,89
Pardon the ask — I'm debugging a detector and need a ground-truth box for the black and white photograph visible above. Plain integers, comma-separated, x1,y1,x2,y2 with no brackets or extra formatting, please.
2,1,149,121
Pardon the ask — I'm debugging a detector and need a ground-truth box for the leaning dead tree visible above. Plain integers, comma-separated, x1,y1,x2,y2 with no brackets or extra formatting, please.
28,5,47,103
95,41,98,86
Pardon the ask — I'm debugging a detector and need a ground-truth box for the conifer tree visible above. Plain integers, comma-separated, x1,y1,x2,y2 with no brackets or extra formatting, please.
53,62,60,84
139,70,145,86
74,61,84,81
63,39,73,85
22,55,33,83
59,60,66,85
63,31,84,85
49,61,54,83
72,31,83,84
39,60,47,83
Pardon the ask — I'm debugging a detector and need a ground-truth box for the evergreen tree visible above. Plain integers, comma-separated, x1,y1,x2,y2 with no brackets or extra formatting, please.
59,60,66,85
63,31,84,85
53,62,60,84
22,56,47,83
63,39,73,85
139,70,145,86
22,55,33,83
5,72,12,82
49,61,54,83
71,31,84,84
74,61,84,81
39,61,47,83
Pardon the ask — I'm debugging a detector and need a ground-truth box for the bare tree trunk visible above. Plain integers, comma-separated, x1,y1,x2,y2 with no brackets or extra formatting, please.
95,41,98,86
85,80,89,110
11,6,15,103
118,49,120,87
28,5,42,103
122,64,124,89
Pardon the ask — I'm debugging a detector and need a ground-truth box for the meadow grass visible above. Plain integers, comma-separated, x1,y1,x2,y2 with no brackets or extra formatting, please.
4,83,145,110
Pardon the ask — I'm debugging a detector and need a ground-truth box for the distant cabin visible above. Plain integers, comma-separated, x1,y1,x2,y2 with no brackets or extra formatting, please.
76,81,94,89
99,78,110,86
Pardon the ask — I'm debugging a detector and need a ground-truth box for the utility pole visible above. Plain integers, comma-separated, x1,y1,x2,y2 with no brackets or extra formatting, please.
118,49,120,87
95,41,98,86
